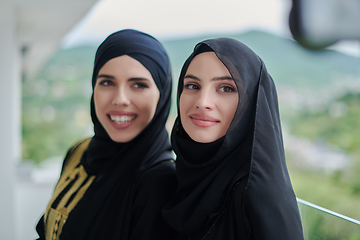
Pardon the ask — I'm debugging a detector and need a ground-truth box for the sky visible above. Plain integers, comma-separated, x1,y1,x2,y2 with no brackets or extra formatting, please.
62,0,291,45
62,0,360,56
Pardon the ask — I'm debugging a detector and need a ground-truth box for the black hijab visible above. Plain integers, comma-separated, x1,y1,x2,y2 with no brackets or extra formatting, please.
60,29,173,239
163,38,304,239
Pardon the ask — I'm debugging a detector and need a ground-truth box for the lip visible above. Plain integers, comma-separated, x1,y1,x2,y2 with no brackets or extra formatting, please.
107,111,137,129
189,114,220,127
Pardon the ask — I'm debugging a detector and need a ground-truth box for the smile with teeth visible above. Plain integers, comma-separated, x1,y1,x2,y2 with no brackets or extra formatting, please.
109,115,136,125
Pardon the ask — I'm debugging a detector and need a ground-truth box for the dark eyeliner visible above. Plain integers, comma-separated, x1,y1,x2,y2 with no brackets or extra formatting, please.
133,82,149,89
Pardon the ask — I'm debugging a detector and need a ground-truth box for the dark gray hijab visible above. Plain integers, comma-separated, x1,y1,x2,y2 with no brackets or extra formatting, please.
163,38,304,239
61,29,173,240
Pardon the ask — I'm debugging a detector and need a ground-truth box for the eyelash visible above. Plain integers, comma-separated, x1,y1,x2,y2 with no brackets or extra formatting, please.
184,83,200,90
98,80,149,89
184,83,236,93
133,82,149,89
219,85,236,93
99,80,114,86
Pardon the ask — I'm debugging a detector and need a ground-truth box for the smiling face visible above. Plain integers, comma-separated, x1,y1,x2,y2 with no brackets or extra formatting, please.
179,51,239,143
94,55,160,143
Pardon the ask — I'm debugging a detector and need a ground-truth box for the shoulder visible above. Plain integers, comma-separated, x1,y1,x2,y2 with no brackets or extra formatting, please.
135,160,177,199
146,160,176,175
63,137,91,160
138,160,176,186
61,137,92,173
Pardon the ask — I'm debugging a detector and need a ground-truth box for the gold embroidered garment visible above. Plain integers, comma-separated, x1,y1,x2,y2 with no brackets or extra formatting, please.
44,139,95,240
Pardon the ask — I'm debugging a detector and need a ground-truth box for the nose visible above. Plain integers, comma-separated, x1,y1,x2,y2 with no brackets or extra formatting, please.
196,89,214,110
112,86,130,106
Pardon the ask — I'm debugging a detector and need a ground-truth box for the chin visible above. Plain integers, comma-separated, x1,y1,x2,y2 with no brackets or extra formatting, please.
108,133,137,143
189,133,216,144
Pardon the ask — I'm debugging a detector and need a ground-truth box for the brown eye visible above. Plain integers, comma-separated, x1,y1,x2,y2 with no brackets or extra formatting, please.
133,82,149,89
184,84,200,90
99,80,114,86
219,85,236,93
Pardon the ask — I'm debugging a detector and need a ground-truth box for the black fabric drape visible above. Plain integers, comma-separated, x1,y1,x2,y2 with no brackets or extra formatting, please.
163,38,304,239
58,29,174,240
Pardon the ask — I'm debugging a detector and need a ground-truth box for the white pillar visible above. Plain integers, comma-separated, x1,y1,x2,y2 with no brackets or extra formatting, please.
0,1,21,239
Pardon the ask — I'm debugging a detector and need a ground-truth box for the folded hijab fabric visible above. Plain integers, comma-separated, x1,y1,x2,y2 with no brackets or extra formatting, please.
36,29,176,240
163,38,304,240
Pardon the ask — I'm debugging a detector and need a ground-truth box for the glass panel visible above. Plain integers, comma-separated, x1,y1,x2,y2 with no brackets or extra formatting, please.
298,198,360,240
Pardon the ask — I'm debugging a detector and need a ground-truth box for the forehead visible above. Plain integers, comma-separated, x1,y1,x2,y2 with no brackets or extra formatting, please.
185,52,231,78
99,55,153,78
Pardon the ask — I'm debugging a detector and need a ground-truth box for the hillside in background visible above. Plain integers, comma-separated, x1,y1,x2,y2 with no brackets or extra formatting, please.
38,30,360,91
161,30,360,90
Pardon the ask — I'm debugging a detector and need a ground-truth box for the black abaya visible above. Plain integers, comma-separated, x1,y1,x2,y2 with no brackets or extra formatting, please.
163,38,304,240
36,29,176,240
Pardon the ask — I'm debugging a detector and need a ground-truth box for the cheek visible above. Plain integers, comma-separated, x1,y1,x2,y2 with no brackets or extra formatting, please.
179,94,192,116
141,89,160,120
93,89,102,115
179,97,187,120
93,89,107,110
93,88,114,124
222,97,238,125
149,95,159,116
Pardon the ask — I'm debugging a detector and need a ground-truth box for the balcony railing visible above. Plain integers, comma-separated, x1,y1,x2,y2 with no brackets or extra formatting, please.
298,198,360,240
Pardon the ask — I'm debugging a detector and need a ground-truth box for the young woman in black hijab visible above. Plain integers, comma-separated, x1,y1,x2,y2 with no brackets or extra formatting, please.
35,29,176,240
163,38,304,239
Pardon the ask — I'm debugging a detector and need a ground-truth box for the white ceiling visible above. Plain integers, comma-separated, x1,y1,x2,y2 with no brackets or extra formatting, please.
14,0,99,76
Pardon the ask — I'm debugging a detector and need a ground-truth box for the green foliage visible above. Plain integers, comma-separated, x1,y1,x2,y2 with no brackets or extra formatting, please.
286,92,360,219
299,204,360,240
22,46,96,163
289,164,360,221
348,153,360,195
289,93,360,152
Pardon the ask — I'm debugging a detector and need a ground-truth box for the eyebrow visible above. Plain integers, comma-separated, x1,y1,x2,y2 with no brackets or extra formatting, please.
97,75,150,81
97,74,115,79
128,77,151,82
212,76,233,81
184,74,233,81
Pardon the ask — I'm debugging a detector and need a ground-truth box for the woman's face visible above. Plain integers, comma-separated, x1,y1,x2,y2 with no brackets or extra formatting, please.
180,52,238,143
94,55,160,143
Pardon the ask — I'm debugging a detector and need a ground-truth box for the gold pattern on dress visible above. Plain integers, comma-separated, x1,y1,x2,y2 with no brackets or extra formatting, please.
43,138,95,240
